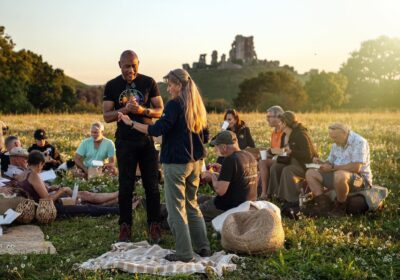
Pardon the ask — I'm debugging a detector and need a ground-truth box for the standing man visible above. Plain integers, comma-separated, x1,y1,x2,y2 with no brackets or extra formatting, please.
103,50,164,243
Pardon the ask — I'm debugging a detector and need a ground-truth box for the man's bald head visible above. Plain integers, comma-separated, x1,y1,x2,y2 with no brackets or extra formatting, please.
119,50,140,82
120,50,138,62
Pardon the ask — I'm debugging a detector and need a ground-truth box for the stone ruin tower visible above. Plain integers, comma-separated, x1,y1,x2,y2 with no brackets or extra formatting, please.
229,35,257,63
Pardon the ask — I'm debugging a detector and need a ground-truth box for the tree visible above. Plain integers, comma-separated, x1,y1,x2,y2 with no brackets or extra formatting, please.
233,70,307,111
304,71,348,110
0,26,33,113
340,36,400,108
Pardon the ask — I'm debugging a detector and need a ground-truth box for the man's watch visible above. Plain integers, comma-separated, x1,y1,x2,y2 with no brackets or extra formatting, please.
144,108,150,116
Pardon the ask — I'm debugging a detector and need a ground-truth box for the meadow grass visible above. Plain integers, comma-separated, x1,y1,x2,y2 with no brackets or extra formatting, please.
0,112,399,279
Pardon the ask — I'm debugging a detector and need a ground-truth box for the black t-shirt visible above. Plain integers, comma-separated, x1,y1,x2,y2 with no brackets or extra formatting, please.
103,74,160,140
0,151,10,173
28,142,62,170
214,150,258,210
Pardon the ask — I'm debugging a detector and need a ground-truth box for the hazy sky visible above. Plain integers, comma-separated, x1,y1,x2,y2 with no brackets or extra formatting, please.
1,0,399,84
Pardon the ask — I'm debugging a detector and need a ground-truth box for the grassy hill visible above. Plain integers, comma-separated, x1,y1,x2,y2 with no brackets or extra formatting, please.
159,64,310,105
63,75,91,90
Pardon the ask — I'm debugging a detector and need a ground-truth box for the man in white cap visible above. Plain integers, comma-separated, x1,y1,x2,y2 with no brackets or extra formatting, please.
4,147,29,178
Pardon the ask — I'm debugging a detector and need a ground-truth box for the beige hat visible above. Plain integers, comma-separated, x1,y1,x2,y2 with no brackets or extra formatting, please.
9,147,29,157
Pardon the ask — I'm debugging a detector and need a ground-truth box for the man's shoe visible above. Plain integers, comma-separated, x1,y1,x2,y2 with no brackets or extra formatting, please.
195,248,212,257
149,222,162,244
118,223,131,242
165,254,195,262
302,195,333,217
327,200,347,217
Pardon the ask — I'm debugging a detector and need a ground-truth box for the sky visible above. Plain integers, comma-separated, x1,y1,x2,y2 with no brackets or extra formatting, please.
1,0,399,85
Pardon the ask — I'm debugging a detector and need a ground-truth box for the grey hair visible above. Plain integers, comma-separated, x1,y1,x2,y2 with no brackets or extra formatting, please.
267,105,284,116
5,135,19,149
91,121,104,132
328,123,350,133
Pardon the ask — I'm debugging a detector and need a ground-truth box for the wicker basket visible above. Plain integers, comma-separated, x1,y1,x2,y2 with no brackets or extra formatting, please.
15,199,36,224
221,208,285,254
36,198,57,224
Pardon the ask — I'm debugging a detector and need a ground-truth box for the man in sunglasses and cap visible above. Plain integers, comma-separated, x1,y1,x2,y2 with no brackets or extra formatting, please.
200,130,258,221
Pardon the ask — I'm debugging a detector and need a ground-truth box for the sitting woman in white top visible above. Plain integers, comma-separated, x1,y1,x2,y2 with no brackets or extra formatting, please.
74,121,117,177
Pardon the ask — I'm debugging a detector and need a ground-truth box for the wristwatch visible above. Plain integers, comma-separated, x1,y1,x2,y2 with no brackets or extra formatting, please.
144,108,150,116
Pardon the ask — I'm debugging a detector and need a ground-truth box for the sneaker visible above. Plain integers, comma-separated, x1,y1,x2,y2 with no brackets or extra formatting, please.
149,222,162,244
165,254,195,262
195,248,212,257
118,223,131,242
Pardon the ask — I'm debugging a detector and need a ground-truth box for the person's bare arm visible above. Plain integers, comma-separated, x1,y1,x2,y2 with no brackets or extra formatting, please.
103,100,133,123
29,173,70,201
131,96,164,118
74,153,88,174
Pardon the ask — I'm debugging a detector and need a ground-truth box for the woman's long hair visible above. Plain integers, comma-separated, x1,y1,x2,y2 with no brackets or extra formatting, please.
164,69,207,134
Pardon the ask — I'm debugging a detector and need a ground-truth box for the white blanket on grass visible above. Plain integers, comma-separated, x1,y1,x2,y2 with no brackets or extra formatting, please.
212,200,281,233
80,241,238,276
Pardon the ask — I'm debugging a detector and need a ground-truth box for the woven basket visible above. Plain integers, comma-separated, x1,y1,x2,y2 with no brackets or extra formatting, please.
36,199,57,224
221,208,285,254
16,199,36,224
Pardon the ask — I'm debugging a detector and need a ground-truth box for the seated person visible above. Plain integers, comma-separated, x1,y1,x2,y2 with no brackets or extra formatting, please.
1,135,22,175
304,123,372,217
74,121,117,177
13,151,120,213
200,130,258,222
28,129,62,170
268,111,318,208
216,109,255,164
258,105,285,200
3,147,28,178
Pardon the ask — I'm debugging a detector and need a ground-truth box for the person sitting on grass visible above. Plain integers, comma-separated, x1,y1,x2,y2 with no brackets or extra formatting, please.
303,123,372,217
28,129,63,171
216,109,255,165
258,105,285,200
74,121,117,178
3,147,28,178
200,130,258,222
1,135,22,175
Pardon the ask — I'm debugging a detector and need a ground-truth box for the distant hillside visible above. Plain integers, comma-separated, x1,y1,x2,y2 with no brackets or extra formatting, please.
159,65,310,105
63,75,91,90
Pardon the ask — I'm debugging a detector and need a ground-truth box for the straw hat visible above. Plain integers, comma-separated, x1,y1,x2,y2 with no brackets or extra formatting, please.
221,208,285,254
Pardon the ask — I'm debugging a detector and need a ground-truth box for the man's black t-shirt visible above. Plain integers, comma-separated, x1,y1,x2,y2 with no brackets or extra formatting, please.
103,74,160,140
214,150,258,210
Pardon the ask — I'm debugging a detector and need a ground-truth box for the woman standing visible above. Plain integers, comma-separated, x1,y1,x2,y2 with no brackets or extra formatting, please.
119,68,210,262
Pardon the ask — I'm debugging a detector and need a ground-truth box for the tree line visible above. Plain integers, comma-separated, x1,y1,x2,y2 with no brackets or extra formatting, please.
234,36,400,111
0,26,103,113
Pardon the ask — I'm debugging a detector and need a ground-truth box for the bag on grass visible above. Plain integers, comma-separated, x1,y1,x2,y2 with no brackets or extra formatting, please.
221,208,284,254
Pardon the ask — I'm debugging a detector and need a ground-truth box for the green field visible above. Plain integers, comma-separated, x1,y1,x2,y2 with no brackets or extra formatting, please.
0,112,399,279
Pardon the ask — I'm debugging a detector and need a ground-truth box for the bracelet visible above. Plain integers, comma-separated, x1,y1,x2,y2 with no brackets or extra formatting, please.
131,121,135,129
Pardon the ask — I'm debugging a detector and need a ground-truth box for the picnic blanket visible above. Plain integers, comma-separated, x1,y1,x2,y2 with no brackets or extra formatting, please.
80,241,238,276
212,200,281,233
